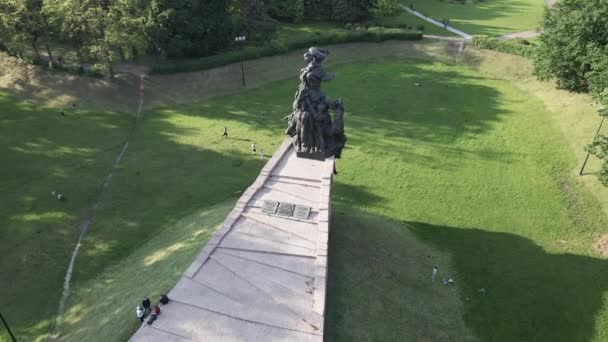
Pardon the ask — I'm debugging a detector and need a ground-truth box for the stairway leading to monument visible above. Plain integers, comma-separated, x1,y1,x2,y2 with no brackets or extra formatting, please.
130,139,334,341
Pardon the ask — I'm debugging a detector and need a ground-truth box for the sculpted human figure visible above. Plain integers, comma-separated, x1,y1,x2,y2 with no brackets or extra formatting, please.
286,47,346,159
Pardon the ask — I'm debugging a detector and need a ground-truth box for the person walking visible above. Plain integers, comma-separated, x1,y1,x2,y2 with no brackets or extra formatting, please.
222,127,228,139
432,266,438,282
251,143,256,154
136,306,145,323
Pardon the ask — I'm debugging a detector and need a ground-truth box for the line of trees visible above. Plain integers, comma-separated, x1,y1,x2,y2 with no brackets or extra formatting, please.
0,0,377,76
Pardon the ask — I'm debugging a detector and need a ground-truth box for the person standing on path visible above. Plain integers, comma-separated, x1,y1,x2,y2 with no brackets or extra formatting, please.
222,127,228,139
251,143,256,154
432,266,438,282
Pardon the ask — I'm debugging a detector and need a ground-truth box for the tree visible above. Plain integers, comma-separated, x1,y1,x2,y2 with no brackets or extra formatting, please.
533,0,608,100
373,0,399,18
232,0,277,40
0,0,50,60
144,0,233,59
585,109,608,185
330,0,374,22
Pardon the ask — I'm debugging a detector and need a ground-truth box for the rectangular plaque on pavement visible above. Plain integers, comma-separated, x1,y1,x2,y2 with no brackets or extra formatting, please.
293,205,311,220
277,202,295,217
262,200,279,214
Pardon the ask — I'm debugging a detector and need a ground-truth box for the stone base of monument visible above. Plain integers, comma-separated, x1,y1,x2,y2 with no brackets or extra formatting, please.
296,150,326,161
130,139,333,342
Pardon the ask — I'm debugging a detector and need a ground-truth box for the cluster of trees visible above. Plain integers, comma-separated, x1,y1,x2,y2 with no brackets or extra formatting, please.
533,0,608,184
534,0,608,104
0,0,378,75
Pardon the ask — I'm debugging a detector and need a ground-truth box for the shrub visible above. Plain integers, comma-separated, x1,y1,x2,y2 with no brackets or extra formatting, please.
151,28,422,74
472,35,536,58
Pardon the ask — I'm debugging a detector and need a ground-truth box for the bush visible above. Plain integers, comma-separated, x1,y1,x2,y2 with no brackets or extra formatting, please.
415,24,425,31
472,35,536,58
151,28,422,74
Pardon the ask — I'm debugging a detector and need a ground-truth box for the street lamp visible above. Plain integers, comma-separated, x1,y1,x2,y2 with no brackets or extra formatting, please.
234,35,247,88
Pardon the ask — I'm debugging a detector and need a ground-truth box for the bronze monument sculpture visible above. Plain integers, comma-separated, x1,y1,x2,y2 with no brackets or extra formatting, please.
285,47,346,160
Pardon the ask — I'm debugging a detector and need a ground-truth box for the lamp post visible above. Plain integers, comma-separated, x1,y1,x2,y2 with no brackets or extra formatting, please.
234,35,247,87
0,312,17,342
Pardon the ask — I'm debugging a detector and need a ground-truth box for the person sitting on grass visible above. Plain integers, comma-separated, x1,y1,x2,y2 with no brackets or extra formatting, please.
136,306,144,323
142,297,151,315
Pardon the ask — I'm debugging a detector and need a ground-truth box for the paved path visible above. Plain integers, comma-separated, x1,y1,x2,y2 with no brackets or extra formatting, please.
400,4,473,40
497,29,540,40
131,140,334,341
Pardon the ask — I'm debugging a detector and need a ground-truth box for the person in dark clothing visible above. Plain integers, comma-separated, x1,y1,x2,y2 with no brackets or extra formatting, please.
60,109,66,117
142,297,151,315
146,313,157,325
159,294,169,305
222,127,228,139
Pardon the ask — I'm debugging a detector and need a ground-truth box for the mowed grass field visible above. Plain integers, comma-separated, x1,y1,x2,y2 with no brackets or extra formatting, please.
3,47,608,341
402,0,546,36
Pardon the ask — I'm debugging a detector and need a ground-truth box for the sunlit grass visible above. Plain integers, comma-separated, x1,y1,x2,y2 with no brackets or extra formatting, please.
57,201,233,341
401,0,545,36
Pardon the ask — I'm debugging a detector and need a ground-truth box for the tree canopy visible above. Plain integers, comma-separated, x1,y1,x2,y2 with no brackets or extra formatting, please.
533,0,608,103
0,0,376,75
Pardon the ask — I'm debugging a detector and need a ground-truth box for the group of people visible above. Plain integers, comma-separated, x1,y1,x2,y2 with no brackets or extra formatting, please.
136,294,169,326
222,127,265,160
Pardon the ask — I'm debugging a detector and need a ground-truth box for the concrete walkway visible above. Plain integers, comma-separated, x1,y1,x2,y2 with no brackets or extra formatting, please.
130,140,334,341
497,30,539,40
400,5,473,40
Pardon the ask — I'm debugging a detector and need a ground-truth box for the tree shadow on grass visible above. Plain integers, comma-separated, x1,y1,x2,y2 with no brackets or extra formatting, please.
407,221,608,342
326,207,608,341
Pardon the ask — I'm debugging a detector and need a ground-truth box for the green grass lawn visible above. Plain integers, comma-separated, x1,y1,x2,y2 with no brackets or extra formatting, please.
4,45,608,341
374,11,457,36
0,93,132,340
402,0,546,36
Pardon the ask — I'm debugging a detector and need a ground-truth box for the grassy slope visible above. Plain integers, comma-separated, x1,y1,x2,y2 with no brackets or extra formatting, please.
0,93,132,340
5,42,608,341
325,213,475,341
324,59,608,341
470,49,608,220
64,57,608,341
56,201,234,342
402,0,545,36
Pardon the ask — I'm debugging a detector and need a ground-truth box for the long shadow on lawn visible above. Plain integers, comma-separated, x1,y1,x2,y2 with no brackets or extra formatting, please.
408,221,608,342
326,210,608,341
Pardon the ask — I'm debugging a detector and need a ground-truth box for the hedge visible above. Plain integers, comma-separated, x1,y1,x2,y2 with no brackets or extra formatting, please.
150,28,422,74
471,35,536,58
